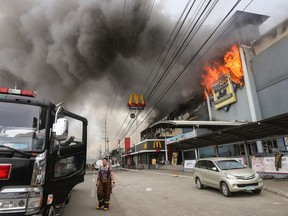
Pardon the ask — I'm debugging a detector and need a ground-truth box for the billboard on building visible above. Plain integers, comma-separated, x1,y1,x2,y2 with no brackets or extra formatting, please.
212,77,237,109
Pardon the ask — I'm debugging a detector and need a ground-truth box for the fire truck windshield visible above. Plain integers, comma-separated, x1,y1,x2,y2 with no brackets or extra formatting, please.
0,102,47,152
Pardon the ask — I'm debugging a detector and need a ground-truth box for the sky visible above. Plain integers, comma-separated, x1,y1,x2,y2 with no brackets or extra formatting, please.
0,0,288,162
160,0,288,31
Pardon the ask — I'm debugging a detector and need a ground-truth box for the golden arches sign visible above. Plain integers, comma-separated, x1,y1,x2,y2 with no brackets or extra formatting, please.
128,93,146,110
153,141,162,148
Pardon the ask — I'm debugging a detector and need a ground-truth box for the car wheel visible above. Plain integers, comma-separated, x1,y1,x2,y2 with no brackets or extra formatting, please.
252,189,261,194
196,177,203,189
221,182,231,197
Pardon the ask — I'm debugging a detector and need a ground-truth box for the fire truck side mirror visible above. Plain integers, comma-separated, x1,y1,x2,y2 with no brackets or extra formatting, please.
52,118,69,141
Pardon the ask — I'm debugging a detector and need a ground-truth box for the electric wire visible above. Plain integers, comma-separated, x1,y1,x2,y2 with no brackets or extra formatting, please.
108,0,156,148
110,0,194,148
110,0,249,147
174,0,254,96
128,0,246,137
107,0,153,133
127,0,216,138
144,0,197,101
145,0,215,103
105,0,142,129
140,0,193,95
119,0,199,144
113,0,210,144
0,71,15,86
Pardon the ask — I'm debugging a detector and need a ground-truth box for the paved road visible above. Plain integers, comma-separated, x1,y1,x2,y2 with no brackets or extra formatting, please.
62,169,288,216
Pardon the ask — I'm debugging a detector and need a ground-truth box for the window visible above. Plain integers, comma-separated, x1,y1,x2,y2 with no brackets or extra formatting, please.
195,161,200,168
206,161,215,170
262,139,278,153
184,150,196,160
248,142,257,155
54,155,84,178
0,102,47,152
64,116,83,147
140,154,147,164
182,128,193,134
199,160,208,169
53,115,84,150
235,144,245,156
216,160,245,170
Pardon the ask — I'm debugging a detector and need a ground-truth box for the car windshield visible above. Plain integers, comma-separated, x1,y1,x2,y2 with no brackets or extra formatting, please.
0,102,47,152
215,160,245,170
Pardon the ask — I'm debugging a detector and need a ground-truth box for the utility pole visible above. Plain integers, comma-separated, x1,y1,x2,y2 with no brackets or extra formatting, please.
107,138,110,162
163,128,170,165
99,149,102,159
104,120,107,156
118,139,121,164
103,120,110,162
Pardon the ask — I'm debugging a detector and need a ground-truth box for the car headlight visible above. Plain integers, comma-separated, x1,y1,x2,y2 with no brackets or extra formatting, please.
255,173,259,178
226,174,237,180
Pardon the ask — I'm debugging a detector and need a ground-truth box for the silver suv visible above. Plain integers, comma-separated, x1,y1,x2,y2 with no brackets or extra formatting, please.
193,157,263,197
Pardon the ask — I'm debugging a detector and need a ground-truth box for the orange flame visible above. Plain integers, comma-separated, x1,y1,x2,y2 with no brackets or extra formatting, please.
201,45,244,94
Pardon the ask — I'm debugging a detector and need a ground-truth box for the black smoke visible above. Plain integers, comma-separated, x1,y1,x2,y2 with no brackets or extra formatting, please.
0,0,172,101
0,0,182,159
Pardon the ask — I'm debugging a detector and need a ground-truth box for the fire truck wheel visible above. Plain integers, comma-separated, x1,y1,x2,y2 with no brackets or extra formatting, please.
45,206,56,216
65,192,72,204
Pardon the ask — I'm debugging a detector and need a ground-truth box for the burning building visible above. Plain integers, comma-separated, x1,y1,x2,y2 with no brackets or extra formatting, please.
184,11,288,174
200,11,269,123
124,11,288,176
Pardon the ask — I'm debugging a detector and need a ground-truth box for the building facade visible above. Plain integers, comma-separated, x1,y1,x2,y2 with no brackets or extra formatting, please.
121,12,288,176
167,14,288,175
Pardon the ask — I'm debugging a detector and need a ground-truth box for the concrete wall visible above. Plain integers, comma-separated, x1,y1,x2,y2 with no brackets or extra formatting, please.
251,37,288,119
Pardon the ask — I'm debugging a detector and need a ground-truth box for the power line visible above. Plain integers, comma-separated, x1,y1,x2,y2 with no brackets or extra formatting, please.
0,71,16,86
126,0,217,138
145,0,215,103
111,0,251,145
112,0,202,145
104,0,140,140
128,0,247,137
111,111,131,144
110,0,194,149
108,0,157,148
142,0,195,98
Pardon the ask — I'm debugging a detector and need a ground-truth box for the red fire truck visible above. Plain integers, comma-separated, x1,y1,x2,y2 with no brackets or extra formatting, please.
0,87,88,216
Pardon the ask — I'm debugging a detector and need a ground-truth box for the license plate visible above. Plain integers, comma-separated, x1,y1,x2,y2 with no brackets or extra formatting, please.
245,186,256,191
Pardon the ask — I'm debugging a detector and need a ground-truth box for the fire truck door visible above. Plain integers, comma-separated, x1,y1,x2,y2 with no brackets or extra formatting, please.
45,111,87,206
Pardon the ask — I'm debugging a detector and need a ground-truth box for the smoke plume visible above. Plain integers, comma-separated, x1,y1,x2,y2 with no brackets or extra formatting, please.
0,0,185,159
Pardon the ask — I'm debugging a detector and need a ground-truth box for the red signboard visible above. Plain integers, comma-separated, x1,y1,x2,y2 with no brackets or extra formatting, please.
125,137,130,151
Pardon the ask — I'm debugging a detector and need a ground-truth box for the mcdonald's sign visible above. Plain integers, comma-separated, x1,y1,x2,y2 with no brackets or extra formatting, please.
153,141,162,149
128,93,146,110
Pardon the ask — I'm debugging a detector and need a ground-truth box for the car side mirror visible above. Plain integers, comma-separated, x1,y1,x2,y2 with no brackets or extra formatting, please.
212,167,218,172
52,118,68,141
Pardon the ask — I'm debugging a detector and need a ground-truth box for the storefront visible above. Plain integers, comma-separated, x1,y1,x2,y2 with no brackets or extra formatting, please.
122,139,166,169
166,113,288,176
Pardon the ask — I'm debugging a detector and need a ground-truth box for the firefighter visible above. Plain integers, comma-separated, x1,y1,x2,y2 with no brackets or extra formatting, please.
96,157,115,211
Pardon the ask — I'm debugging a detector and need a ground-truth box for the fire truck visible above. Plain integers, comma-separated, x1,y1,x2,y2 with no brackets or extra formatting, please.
0,87,88,216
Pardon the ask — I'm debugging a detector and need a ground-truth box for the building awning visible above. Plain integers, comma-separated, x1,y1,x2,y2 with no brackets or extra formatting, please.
168,113,288,150
149,120,245,129
121,150,165,157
